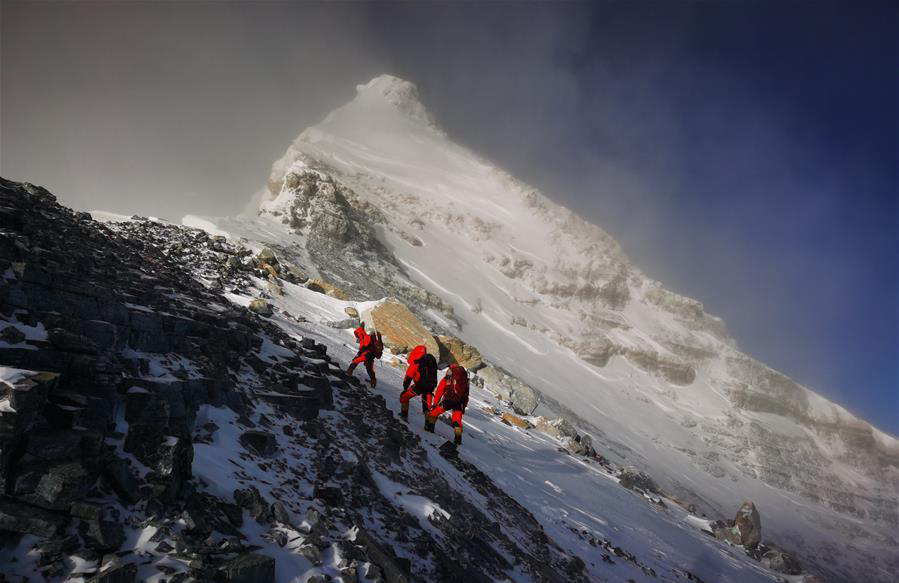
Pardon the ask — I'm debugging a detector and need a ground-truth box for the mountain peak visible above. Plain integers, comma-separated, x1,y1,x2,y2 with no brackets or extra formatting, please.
349,74,438,128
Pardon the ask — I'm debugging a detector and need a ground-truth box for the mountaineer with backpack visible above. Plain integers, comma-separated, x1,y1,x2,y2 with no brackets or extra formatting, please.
346,325,383,388
399,347,438,419
403,345,428,391
425,364,470,445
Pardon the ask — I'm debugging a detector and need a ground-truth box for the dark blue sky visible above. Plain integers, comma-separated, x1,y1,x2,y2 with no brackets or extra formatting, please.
3,1,896,432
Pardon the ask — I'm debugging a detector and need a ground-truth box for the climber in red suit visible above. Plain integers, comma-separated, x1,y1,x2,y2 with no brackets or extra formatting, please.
346,326,382,388
400,350,438,419
403,345,427,390
425,364,470,445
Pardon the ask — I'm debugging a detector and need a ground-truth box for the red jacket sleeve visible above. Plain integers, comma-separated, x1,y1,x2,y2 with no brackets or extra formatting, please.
434,378,447,404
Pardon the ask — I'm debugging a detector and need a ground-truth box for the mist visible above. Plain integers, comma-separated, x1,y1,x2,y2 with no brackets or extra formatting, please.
2,1,896,433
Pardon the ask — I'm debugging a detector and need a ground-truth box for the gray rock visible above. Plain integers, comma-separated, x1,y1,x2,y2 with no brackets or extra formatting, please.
103,457,141,504
733,501,762,549
344,306,359,318
353,526,410,583
257,248,278,265
324,317,360,329
0,325,25,344
298,544,323,566
271,501,291,525
618,468,659,494
70,501,104,521
476,366,539,415
239,430,278,457
218,552,276,583
79,519,125,551
34,461,94,510
283,264,308,284
234,486,271,523
0,496,67,536
713,501,763,550
248,299,273,317
760,546,802,575
86,560,137,583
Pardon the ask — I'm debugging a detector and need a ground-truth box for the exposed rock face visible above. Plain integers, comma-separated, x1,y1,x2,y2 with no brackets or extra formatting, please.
306,278,349,300
248,299,273,316
219,552,276,583
239,430,278,457
436,334,483,369
476,366,539,415
618,468,660,494
759,544,802,575
363,298,438,355
501,412,532,429
713,501,762,549
532,417,579,440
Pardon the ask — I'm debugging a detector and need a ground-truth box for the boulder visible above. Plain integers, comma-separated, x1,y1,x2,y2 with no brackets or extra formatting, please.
271,500,291,525
562,437,589,456
364,298,438,355
532,417,578,439
298,544,323,566
234,486,271,523
0,496,67,536
713,501,762,549
103,457,141,504
733,501,762,549
306,278,349,300
324,317,360,329
219,552,276,583
476,366,539,415
248,299,273,317
760,545,802,575
353,527,410,583
239,430,278,457
282,264,308,284
33,461,94,510
501,412,532,429
0,325,25,344
86,559,137,583
436,335,483,369
256,248,278,265
618,468,659,494
79,519,125,552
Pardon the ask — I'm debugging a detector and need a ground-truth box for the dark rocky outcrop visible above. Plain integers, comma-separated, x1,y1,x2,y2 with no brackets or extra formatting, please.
712,500,762,549
218,552,276,583
239,430,278,457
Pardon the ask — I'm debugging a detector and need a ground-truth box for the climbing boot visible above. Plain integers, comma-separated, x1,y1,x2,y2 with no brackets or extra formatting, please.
400,402,409,420
424,415,436,432
454,426,463,446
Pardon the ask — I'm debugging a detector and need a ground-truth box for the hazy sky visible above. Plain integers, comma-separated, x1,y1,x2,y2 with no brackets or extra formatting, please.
2,1,896,433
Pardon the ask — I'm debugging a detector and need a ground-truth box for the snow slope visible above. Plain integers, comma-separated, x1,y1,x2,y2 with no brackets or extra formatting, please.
187,75,898,582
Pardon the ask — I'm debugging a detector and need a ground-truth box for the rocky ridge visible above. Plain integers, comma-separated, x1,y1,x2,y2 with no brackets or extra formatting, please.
0,179,598,583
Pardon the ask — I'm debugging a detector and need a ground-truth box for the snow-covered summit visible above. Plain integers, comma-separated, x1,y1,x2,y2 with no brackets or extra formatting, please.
352,74,436,126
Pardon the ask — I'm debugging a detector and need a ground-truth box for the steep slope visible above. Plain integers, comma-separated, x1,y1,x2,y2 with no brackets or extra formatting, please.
1,178,790,583
197,75,896,582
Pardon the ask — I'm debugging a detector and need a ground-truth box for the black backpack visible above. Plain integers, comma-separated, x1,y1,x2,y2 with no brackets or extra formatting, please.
370,331,384,358
416,353,438,389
